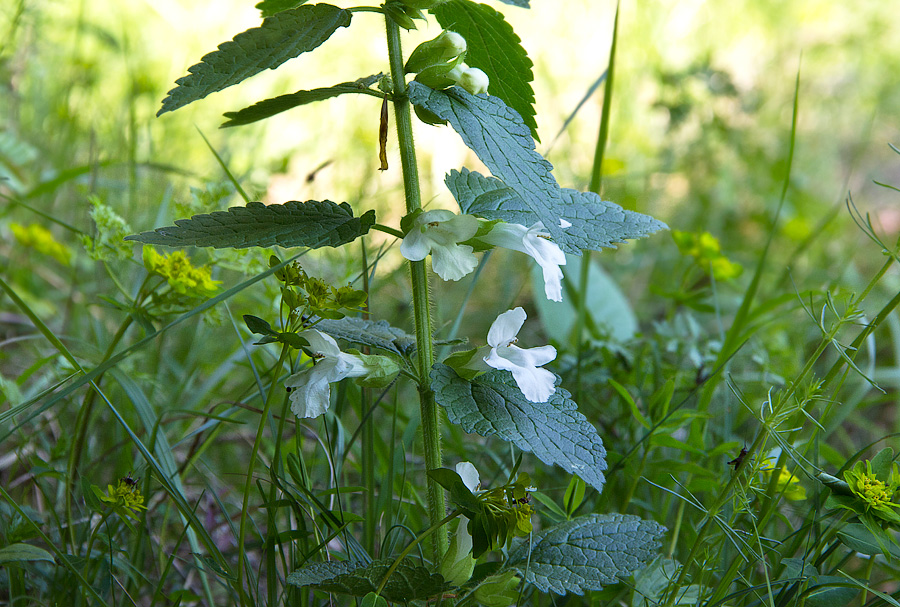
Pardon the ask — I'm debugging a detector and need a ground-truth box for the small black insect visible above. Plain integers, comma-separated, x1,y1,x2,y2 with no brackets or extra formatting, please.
727,447,749,471
121,472,140,487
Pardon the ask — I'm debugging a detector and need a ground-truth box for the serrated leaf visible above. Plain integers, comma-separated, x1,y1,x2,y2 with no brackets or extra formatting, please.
431,363,607,491
158,4,351,115
507,514,666,595
0,543,55,564
313,316,416,356
256,0,310,18
492,0,529,6
222,74,383,127
125,200,375,250
408,82,566,239
432,1,537,140
447,168,667,254
286,559,447,603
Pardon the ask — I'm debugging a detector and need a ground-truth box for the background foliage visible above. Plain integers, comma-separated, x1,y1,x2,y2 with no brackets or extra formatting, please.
3,0,900,605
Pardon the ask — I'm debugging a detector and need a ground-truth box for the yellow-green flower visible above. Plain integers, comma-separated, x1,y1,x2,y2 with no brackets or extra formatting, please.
844,459,900,522
94,478,148,518
760,458,806,501
673,230,743,281
143,247,220,298
10,222,72,265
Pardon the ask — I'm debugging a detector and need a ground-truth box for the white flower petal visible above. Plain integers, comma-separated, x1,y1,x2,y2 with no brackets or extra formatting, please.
498,344,557,368
286,330,372,418
483,308,557,403
510,365,556,402
456,462,481,493
400,211,480,280
481,222,566,302
400,228,430,261
431,243,478,281
287,372,332,418
486,307,526,348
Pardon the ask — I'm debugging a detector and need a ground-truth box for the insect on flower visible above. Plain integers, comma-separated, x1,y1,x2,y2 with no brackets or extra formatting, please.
121,472,140,487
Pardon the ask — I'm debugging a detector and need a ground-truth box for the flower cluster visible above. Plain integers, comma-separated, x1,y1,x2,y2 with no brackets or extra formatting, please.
143,247,220,298
93,476,147,519
10,222,72,265
672,230,742,281
844,459,900,523
270,255,367,320
759,452,806,501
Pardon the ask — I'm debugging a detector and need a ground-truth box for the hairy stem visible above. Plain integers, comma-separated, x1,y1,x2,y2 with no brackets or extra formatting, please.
384,14,449,562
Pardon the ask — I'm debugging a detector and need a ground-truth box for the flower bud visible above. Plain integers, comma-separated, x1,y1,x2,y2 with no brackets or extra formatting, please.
405,30,466,74
457,67,489,95
440,517,475,586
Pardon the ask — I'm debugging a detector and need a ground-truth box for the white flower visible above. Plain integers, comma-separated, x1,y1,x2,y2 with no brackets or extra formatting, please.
456,461,482,493
484,307,557,403
401,210,480,281
480,222,566,302
284,329,370,418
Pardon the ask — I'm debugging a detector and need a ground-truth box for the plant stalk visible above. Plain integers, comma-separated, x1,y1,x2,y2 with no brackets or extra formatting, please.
384,14,448,562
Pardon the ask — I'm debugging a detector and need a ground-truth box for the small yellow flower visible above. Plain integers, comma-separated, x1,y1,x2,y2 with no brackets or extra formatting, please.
143,247,220,298
761,458,806,501
844,459,900,521
10,222,72,265
96,479,148,518
672,230,743,282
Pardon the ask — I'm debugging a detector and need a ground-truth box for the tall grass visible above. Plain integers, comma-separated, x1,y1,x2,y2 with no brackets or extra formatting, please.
2,0,900,605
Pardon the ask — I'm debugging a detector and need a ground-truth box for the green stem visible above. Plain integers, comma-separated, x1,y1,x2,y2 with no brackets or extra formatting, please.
575,3,619,398
384,13,448,562
372,222,405,239
65,314,134,548
376,510,461,596
236,344,291,606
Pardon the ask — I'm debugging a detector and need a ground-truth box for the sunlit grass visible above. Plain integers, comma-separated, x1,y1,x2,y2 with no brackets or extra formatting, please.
3,0,900,605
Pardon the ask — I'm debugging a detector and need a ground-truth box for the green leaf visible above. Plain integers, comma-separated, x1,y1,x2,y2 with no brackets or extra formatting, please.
837,522,900,560
256,0,310,18
361,592,389,607
803,576,860,607
408,82,568,240
507,514,666,595
222,74,383,127
0,543,55,564
158,4,351,115
432,0,537,140
244,315,278,336
125,200,375,250
533,254,638,344
448,168,667,254
313,316,416,356
431,363,607,492
286,559,447,603
427,468,484,515
633,556,705,607
494,0,529,5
